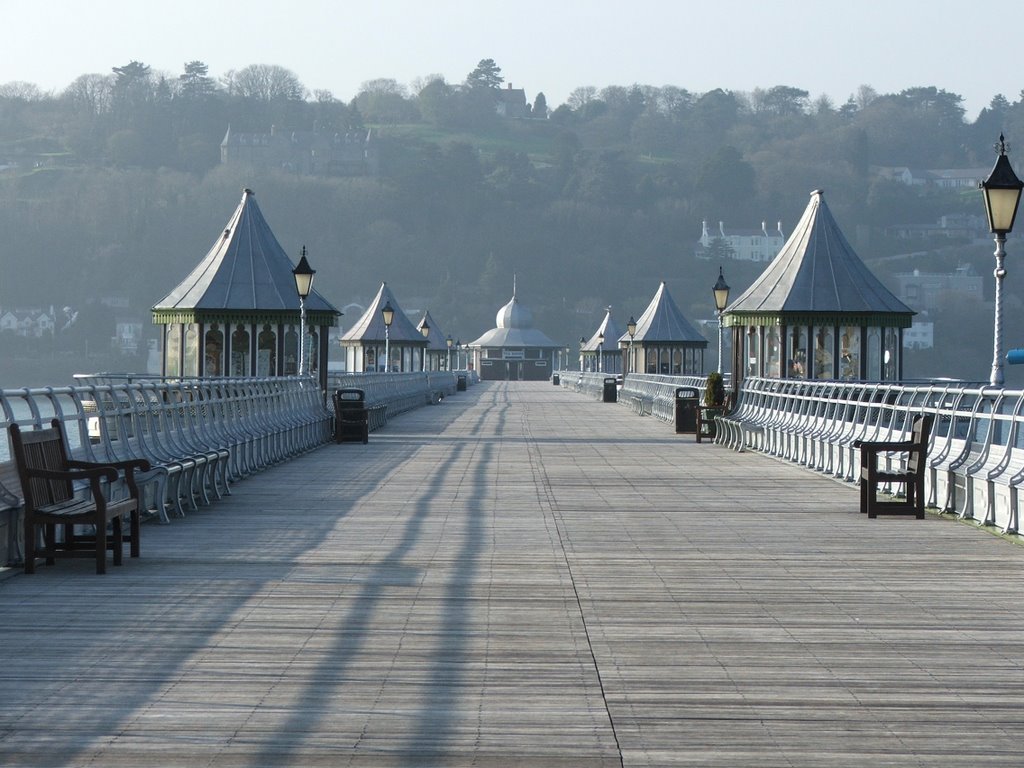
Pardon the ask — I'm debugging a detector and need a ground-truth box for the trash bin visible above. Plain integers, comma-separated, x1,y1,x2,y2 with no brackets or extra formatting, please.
552,373,560,386
333,388,368,444
456,374,467,391
603,377,618,403
674,387,700,434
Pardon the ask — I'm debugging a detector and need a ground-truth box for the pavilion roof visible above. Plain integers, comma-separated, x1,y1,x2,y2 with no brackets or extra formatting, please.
621,282,707,345
724,190,914,328
152,188,339,326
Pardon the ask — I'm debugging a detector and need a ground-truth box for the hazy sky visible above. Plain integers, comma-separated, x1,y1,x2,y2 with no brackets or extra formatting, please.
2,0,1018,119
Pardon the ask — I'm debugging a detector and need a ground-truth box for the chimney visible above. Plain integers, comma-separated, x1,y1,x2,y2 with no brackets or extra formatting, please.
762,221,769,237
701,220,709,241
719,221,726,238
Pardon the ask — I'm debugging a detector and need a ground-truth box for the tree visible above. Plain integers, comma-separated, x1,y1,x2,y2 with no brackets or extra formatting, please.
533,92,548,119
178,61,218,101
226,64,306,101
465,58,503,90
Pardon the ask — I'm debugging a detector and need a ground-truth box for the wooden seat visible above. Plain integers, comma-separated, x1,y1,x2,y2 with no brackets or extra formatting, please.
9,419,150,574
856,413,934,519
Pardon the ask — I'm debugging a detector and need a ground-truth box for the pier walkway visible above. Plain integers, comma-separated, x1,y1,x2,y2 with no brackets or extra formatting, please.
1,382,1023,767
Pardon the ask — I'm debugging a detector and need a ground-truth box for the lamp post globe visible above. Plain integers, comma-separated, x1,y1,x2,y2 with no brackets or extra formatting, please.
626,316,637,375
292,246,316,376
712,267,730,374
980,135,1024,387
382,301,394,373
420,318,430,371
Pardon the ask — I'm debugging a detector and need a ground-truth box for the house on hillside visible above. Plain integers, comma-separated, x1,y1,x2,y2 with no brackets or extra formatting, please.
220,125,378,177
495,84,528,118
696,220,785,262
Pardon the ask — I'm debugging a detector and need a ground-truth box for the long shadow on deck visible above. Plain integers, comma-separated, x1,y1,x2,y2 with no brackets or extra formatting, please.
0,385,505,766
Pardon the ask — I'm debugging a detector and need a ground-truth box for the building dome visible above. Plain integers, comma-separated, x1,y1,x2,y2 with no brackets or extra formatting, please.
496,295,533,329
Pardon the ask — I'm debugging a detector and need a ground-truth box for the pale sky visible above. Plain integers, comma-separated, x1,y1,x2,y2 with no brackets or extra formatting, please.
1,0,1018,119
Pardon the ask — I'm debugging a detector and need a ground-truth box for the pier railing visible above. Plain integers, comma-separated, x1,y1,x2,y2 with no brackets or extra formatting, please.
1,371,478,567
563,371,1024,535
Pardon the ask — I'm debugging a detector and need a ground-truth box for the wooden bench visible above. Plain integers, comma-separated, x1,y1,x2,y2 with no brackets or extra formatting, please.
856,413,934,519
9,420,150,574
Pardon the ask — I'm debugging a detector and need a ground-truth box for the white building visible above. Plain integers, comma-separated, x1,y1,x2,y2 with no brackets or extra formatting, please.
697,220,785,262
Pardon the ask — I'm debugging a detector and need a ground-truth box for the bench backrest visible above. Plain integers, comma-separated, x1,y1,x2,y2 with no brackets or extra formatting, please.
8,422,72,511
908,413,935,476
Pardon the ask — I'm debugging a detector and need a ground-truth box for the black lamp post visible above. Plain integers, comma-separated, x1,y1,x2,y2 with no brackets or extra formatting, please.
456,339,462,370
381,301,394,372
579,336,586,372
626,316,637,375
597,331,605,373
420,317,430,371
292,246,315,376
446,335,453,370
712,266,731,374
980,134,1024,387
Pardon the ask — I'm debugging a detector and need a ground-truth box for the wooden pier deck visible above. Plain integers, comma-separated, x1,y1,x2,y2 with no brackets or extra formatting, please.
1,381,1023,767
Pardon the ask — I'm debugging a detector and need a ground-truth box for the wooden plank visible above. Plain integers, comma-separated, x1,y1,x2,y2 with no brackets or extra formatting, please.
0,381,1022,766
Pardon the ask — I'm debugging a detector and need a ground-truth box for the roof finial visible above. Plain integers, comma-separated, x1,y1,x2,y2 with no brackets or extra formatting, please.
997,133,1010,155
513,273,517,298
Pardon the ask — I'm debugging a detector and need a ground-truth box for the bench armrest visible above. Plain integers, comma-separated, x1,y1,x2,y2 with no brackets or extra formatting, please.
69,458,152,474
854,439,913,452
26,465,119,484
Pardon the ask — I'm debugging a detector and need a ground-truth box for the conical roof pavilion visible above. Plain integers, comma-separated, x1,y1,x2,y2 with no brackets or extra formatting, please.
340,282,423,343
622,282,706,344
582,307,623,351
152,188,339,326
726,189,913,327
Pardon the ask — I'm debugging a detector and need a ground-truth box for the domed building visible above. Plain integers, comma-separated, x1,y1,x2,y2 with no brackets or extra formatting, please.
467,286,561,381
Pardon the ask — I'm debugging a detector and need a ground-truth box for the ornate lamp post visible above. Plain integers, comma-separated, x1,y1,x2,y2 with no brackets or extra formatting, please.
626,316,637,375
597,331,604,373
420,317,430,371
446,335,453,370
712,266,731,374
292,246,315,376
456,339,462,370
579,337,585,372
980,134,1024,387
381,301,394,372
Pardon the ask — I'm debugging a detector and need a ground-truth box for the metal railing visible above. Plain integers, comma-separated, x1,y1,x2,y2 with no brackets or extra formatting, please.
0,371,480,566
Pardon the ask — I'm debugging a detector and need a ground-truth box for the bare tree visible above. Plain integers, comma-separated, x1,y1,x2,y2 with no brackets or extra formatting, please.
62,74,114,115
227,64,306,101
0,81,45,101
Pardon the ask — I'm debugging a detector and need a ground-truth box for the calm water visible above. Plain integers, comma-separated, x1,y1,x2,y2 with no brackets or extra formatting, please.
1,397,85,464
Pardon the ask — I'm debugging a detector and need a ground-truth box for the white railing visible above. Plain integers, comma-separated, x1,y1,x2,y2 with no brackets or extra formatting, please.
1,371,478,568
714,377,1023,534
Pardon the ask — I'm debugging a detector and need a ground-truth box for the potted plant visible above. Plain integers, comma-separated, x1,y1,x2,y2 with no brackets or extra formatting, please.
704,371,725,407
698,372,726,443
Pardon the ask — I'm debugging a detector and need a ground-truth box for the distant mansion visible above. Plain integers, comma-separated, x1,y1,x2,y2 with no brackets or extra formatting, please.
874,166,990,190
221,125,378,177
696,220,786,262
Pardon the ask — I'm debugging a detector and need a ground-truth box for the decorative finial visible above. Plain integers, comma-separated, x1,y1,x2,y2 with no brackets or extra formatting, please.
997,133,1010,155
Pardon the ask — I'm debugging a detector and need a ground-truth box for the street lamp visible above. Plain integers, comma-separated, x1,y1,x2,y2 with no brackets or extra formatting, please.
626,316,637,375
446,334,453,370
597,332,604,373
712,266,731,374
456,339,462,370
292,246,315,376
420,317,430,371
981,134,1024,387
381,301,394,372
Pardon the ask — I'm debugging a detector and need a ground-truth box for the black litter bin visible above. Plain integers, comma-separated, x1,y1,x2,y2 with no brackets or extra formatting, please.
602,377,618,403
674,387,700,433
333,388,368,444
456,374,467,391
552,373,560,386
